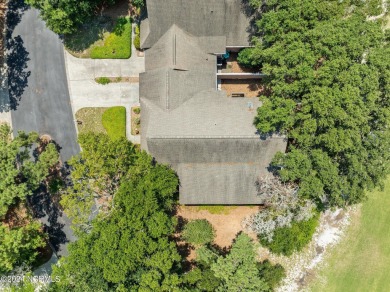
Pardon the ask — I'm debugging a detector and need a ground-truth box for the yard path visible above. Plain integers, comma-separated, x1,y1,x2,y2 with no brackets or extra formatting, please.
64,28,144,144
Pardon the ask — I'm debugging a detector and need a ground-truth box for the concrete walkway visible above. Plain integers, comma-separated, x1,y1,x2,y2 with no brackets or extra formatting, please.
64,26,144,144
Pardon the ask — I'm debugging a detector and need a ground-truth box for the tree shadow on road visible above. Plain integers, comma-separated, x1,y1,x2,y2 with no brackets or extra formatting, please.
0,0,30,112
6,35,31,110
28,184,69,254
27,162,75,255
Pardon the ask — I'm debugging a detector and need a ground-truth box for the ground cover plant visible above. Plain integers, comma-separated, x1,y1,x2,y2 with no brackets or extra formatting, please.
310,177,390,291
195,205,238,215
131,106,140,135
90,17,131,59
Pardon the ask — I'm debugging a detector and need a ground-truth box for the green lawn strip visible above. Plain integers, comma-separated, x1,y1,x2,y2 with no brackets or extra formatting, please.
102,106,126,140
90,17,131,59
195,206,238,215
310,177,390,292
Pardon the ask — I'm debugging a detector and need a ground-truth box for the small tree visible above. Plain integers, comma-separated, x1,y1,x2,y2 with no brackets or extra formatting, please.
182,219,215,246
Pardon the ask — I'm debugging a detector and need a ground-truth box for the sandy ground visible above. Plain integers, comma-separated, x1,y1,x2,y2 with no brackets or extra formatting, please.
177,206,260,248
221,79,264,97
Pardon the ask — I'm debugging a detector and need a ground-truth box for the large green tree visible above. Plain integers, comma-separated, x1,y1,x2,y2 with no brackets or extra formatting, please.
211,234,269,292
0,221,46,273
25,0,116,34
0,124,59,218
239,0,390,207
60,133,136,226
52,151,181,291
189,233,283,291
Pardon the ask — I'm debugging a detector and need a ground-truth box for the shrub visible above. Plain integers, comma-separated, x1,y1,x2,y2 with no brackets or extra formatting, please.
183,219,215,246
134,117,140,125
133,107,140,114
259,214,319,256
257,260,285,290
96,77,111,85
133,34,141,50
102,106,126,140
237,48,261,68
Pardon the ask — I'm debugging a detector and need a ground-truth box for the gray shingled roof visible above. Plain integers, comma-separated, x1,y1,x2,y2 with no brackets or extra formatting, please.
144,90,260,137
141,0,252,50
144,25,217,71
140,0,287,204
178,163,266,204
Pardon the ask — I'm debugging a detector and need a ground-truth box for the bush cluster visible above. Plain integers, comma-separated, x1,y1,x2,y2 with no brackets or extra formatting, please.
182,219,215,246
259,214,319,256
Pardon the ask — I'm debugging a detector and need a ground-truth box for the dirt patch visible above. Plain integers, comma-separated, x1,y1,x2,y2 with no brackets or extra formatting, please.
3,202,30,228
131,106,140,136
221,79,264,98
222,52,259,74
177,206,260,248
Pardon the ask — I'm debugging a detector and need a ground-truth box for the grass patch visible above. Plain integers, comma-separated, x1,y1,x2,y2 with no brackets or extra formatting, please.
95,76,139,84
65,16,131,59
90,17,131,59
195,206,238,215
310,177,390,291
96,77,111,85
64,17,114,58
75,108,108,134
76,106,126,140
102,106,126,140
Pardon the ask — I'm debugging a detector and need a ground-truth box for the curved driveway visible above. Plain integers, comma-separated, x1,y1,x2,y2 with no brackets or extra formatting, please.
10,8,79,161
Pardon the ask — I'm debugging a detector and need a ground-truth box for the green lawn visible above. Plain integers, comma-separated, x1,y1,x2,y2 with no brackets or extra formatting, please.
76,107,126,140
65,17,131,59
102,106,126,140
310,177,390,292
90,17,131,59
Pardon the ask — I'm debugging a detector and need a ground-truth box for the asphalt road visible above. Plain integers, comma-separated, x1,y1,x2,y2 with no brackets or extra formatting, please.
9,8,78,257
10,8,79,162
